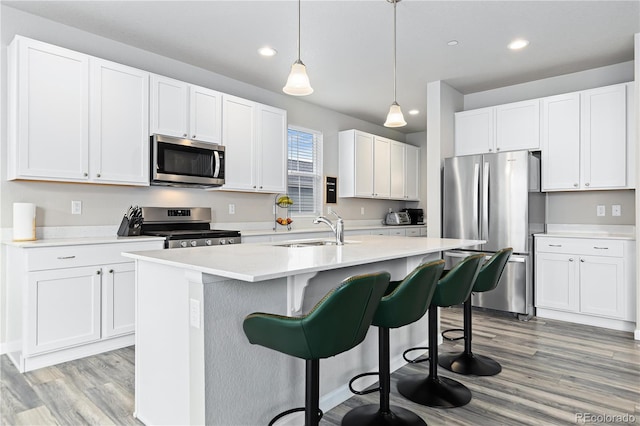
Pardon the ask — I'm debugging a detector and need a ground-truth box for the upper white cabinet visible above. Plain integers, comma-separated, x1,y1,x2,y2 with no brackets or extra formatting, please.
221,94,287,193
454,99,540,156
339,129,419,200
150,74,222,144
8,36,150,186
541,83,631,191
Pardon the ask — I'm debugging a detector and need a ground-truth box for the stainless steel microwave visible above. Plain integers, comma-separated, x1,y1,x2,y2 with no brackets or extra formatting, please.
151,134,225,188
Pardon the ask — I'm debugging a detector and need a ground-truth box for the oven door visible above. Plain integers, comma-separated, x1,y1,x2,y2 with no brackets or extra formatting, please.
152,134,225,187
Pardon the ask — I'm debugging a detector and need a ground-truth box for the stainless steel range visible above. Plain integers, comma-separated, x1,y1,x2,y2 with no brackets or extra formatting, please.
140,207,241,249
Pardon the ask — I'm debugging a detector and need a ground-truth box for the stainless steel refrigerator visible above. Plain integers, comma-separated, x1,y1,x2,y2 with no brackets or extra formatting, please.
442,150,545,319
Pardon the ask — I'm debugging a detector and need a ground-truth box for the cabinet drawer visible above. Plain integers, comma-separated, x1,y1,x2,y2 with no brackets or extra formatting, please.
406,228,421,237
536,237,623,257
25,241,163,271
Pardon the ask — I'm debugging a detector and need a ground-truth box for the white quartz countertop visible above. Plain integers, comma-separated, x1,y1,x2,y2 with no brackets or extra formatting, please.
2,235,165,248
534,232,635,240
122,235,483,282
534,224,636,240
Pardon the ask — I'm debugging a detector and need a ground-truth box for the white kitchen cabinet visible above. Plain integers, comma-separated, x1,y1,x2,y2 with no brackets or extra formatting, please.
5,239,163,372
221,94,286,193
8,36,150,186
390,140,405,199
454,99,540,156
535,235,635,331
541,83,631,191
8,36,89,181
150,74,222,144
404,144,420,201
339,130,418,200
90,58,149,185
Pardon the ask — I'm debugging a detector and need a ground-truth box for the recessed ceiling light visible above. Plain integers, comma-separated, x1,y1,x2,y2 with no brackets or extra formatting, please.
447,40,458,46
408,109,420,115
258,46,277,57
508,39,529,50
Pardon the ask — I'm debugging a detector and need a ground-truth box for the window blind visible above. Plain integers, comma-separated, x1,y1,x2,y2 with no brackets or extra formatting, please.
287,127,322,215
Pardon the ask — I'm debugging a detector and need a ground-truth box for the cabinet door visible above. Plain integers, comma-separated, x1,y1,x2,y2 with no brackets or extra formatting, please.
150,74,188,138
373,137,391,198
102,263,136,337
541,93,581,191
256,105,287,193
13,37,89,181
581,84,627,189
389,141,405,199
495,99,540,152
222,95,256,191
405,145,420,201
579,255,625,319
535,252,579,312
27,266,101,355
189,85,222,144
354,131,375,197
90,58,149,185
454,107,494,156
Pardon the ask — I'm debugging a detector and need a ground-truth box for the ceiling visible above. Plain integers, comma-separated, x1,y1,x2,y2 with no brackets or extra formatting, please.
4,1,639,133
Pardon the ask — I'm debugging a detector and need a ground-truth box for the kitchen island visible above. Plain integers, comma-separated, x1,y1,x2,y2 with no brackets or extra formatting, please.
122,235,483,426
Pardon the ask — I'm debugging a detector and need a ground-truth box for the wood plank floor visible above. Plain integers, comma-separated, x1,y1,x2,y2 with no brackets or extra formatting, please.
2,307,639,425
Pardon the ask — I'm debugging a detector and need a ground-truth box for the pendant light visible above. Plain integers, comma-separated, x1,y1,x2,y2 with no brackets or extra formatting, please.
384,0,407,127
283,0,313,96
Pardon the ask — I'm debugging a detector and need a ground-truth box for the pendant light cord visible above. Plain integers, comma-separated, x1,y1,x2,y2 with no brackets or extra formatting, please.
392,0,397,103
297,0,301,62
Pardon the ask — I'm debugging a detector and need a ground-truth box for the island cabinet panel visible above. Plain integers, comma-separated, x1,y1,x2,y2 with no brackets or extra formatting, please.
220,94,286,193
8,35,151,186
5,239,163,372
535,235,635,331
339,129,419,200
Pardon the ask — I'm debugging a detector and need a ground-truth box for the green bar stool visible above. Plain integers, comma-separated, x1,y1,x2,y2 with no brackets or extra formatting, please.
343,260,445,426
397,254,484,408
242,271,390,426
438,248,513,376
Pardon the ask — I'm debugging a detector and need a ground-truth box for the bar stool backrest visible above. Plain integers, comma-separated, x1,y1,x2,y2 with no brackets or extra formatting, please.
474,248,513,293
432,254,484,307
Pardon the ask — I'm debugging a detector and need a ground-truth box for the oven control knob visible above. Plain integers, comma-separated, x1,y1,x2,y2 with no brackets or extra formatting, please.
180,241,188,248
205,239,213,246
190,240,197,247
220,239,227,245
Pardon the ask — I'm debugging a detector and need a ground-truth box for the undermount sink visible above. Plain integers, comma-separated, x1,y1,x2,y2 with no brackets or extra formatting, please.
274,240,355,248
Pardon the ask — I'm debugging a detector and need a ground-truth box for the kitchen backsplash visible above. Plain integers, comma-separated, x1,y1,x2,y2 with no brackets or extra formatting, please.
546,190,635,225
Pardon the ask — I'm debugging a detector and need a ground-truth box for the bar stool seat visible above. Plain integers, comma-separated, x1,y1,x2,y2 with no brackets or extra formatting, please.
397,254,484,408
243,271,390,426
342,259,445,426
438,248,513,376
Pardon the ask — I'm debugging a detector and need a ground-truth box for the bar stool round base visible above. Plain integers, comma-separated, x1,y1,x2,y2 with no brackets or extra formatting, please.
438,351,502,376
341,404,426,426
397,375,471,408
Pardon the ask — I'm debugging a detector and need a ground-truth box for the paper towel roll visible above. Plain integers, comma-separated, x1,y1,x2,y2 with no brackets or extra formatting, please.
13,203,36,241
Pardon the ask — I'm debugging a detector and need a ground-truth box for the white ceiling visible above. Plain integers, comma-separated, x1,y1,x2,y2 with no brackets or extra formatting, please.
5,0,639,133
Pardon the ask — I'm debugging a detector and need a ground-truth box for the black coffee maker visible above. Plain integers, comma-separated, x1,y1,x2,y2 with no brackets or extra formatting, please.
402,208,424,225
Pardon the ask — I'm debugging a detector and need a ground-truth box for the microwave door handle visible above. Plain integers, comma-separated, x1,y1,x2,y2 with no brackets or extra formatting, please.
213,151,220,178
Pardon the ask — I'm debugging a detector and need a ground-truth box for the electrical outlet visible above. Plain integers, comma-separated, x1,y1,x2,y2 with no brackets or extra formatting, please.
388,207,393,213
71,200,82,215
612,205,621,216
228,204,235,215
596,205,605,217
361,207,365,215
328,206,333,215
189,299,201,328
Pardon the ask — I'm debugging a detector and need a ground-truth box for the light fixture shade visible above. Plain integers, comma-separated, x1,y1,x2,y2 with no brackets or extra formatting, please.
283,60,313,96
384,102,407,127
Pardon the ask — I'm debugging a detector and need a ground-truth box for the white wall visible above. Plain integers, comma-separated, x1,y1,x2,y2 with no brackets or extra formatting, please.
635,32,639,341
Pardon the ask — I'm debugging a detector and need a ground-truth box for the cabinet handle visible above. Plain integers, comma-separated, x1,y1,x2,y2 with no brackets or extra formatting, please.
96,173,101,178
549,244,562,247
83,172,88,177
96,270,102,275
496,147,500,151
183,133,187,137
569,258,574,262
585,183,590,187
57,255,76,259
573,183,578,188
259,186,263,189
580,258,585,262
253,185,257,189
488,149,493,152
193,135,196,138
593,246,609,250
109,269,114,273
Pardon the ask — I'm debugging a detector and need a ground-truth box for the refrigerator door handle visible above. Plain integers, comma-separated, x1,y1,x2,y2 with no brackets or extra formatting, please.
473,162,480,238
481,161,490,241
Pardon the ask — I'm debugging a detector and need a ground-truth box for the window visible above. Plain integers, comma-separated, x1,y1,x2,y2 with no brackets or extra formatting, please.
287,126,322,216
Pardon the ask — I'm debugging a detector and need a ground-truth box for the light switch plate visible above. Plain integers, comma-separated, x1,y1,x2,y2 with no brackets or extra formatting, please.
71,200,82,215
596,205,605,217
228,204,235,215
612,205,621,216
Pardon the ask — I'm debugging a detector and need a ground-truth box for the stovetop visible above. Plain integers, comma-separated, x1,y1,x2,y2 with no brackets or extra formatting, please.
143,229,241,240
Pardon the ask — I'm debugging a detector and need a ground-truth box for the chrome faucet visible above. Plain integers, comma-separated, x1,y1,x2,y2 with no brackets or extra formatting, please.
313,211,344,245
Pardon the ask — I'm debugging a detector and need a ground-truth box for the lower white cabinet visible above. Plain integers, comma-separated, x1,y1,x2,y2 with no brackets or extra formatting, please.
5,239,163,372
535,235,635,331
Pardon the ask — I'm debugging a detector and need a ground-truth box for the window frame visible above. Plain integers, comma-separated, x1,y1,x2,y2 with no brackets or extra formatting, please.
286,125,323,218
